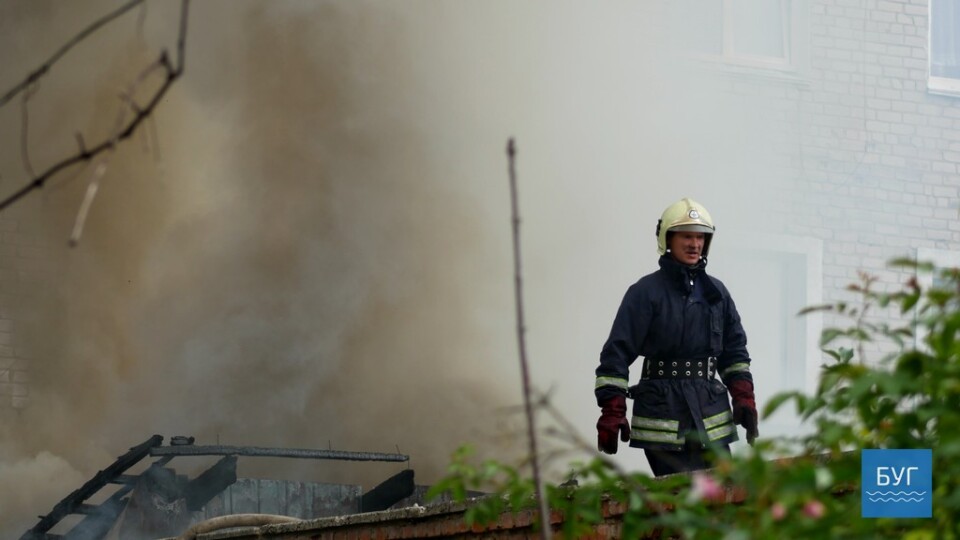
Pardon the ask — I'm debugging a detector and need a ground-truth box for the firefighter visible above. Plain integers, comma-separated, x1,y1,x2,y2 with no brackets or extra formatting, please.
594,197,759,477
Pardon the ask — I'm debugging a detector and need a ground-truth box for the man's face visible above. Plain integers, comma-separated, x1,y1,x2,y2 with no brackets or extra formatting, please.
668,231,705,266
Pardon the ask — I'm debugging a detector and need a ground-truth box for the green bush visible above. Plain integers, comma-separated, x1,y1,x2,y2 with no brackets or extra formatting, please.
429,260,960,539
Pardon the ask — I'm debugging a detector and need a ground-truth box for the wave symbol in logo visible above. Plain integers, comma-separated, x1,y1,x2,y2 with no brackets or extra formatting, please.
866,491,927,503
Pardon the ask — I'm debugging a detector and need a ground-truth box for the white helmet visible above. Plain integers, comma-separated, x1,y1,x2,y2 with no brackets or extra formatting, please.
655,198,715,257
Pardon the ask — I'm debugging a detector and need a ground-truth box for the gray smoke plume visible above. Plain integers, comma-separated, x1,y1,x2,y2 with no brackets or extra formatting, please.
0,1,529,535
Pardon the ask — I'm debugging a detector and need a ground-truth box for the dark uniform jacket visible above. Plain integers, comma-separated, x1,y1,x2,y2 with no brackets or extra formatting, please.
594,255,753,451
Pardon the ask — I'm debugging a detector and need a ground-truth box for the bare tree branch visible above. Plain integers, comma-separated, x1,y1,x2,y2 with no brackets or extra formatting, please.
0,0,149,109
20,85,37,178
176,0,189,74
0,0,190,214
507,138,553,540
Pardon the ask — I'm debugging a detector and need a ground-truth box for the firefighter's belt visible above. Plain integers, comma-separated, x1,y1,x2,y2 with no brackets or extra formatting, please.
642,357,717,380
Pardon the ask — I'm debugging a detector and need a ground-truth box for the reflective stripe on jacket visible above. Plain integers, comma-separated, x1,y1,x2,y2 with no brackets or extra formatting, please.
628,378,737,450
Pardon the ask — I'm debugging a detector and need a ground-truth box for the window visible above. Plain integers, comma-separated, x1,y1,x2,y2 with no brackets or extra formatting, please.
929,0,960,95
710,234,823,441
686,0,807,75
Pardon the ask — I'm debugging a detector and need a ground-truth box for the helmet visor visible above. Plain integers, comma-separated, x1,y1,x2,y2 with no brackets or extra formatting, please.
670,224,714,234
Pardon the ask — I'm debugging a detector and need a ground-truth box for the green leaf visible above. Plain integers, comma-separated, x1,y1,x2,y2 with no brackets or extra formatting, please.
820,328,844,347
763,391,801,417
887,257,929,270
815,467,834,490
798,304,834,315
902,291,921,312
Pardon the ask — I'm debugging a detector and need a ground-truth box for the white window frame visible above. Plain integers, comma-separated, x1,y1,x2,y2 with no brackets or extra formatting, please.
711,234,822,448
929,0,960,96
928,75,960,96
768,235,823,396
716,234,823,395
692,0,810,82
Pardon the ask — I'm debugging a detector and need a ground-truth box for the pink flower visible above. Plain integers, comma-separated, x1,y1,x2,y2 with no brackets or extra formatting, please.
803,499,825,519
688,472,725,503
770,502,787,521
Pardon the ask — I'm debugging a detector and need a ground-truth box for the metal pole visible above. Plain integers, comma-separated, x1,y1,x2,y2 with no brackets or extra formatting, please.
150,445,409,462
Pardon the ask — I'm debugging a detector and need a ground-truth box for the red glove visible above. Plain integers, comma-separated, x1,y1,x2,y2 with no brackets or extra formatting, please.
597,395,630,454
728,379,759,445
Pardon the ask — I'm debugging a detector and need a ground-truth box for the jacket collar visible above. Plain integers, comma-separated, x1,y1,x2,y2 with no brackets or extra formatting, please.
658,255,722,303
658,254,704,280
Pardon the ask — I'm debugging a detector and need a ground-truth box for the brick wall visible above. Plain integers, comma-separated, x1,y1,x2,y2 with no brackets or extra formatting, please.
0,212,33,411
714,0,960,361
163,498,628,540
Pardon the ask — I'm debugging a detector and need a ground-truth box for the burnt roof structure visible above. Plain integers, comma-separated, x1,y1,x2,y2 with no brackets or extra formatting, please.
20,435,411,540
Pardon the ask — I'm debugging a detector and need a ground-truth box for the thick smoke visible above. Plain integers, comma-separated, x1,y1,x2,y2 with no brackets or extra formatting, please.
0,1,525,535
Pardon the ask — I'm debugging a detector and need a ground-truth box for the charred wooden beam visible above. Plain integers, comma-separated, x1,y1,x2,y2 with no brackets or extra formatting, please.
185,455,238,511
150,445,409,462
20,435,163,540
360,469,415,512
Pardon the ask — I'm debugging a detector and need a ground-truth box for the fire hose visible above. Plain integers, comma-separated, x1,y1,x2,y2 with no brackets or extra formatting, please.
175,514,302,540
